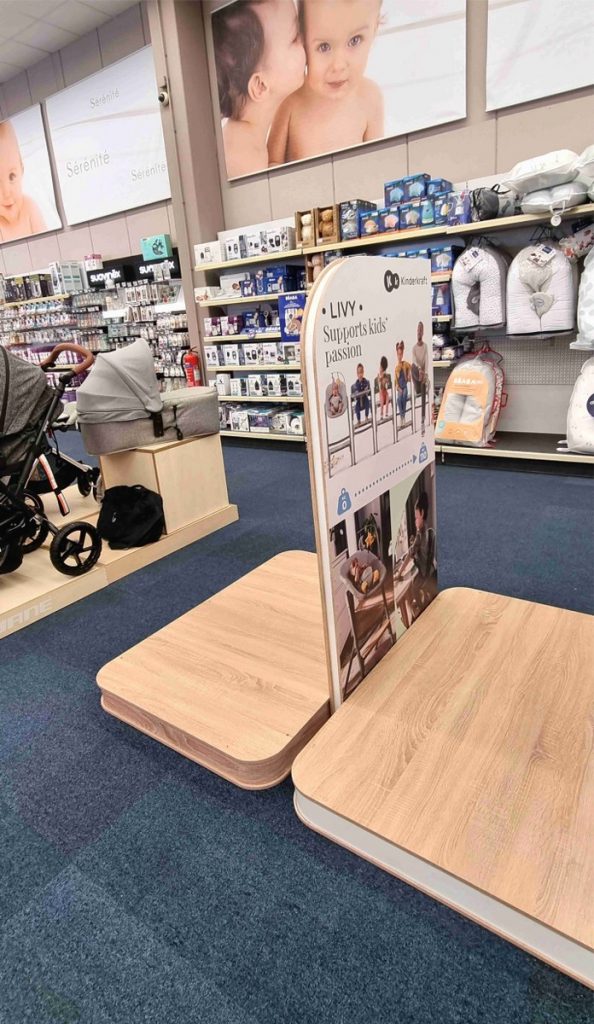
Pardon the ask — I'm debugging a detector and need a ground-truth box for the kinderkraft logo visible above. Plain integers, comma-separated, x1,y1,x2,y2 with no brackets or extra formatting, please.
384,270,400,293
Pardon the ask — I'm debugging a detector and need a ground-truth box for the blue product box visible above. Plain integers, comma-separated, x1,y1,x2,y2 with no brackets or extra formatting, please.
416,248,431,262
359,209,383,236
278,292,306,341
399,200,422,230
265,266,299,294
384,178,407,206
426,178,453,197
432,283,452,317
340,200,376,240
254,269,267,295
141,233,172,261
241,276,256,297
403,173,431,199
420,197,435,226
430,245,464,273
379,207,399,232
433,193,453,226
448,191,472,226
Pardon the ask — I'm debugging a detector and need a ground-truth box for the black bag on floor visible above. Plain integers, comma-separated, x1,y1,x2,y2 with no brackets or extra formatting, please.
97,485,164,549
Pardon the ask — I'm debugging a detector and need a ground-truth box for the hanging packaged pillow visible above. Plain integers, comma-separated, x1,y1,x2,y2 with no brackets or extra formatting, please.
451,243,509,329
506,242,578,334
434,351,505,448
557,357,594,454
575,245,594,350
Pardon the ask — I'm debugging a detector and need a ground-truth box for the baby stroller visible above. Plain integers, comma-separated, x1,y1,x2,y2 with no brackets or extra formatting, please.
0,343,102,576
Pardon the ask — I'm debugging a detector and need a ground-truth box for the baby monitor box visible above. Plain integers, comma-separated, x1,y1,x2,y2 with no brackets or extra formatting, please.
242,342,263,364
280,341,300,364
266,373,286,396
254,269,267,295
264,266,299,294
448,191,472,225
339,200,376,240
204,345,221,367
230,407,250,432
219,405,230,430
241,276,256,297
246,232,263,258
427,178,452,197
278,292,306,341
194,240,224,265
222,343,243,365
270,410,291,434
224,235,247,261
141,233,172,262
248,374,265,397
215,373,231,396
248,408,273,432
263,341,282,363
286,373,302,397
399,200,422,229
289,411,306,435
230,378,248,397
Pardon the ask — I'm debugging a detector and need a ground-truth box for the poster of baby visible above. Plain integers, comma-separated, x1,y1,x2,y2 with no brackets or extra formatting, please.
0,106,62,244
210,0,467,179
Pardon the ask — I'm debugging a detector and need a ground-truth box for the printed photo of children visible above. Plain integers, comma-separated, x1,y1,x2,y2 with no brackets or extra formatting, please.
0,108,61,243
411,321,430,437
211,0,467,179
392,463,437,630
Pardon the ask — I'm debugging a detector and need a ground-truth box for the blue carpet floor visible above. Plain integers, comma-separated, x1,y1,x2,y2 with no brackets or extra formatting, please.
1,439,593,1024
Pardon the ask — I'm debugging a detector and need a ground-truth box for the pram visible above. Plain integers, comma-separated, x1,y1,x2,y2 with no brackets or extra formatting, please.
76,339,219,455
0,343,102,576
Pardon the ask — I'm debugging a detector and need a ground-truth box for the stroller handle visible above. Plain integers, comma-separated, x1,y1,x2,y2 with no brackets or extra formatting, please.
40,343,95,376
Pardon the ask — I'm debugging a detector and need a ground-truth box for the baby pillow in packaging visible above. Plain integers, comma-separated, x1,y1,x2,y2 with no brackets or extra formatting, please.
503,149,578,195
435,353,505,447
521,181,587,214
572,144,594,182
576,246,594,348
559,357,594,454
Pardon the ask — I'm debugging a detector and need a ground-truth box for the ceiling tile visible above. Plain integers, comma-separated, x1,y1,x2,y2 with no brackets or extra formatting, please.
80,0,136,15
45,0,108,33
17,1,63,16
0,10,36,38
0,40,47,67
16,20,78,50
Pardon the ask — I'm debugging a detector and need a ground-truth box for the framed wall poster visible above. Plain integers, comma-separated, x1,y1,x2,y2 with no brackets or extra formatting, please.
46,47,171,226
302,255,437,709
211,0,467,180
486,0,594,110
0,105,61,244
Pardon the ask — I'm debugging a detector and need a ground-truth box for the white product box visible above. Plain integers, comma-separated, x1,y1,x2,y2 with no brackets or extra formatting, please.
242,342,263,365
230,407,250,432
280,342,299,364
230,378,248,397
271,411,292,433
215,373,231,396
194,240,224,265
195,285,223,303
222,343,243,365
248,374,265,397
220,271,249,298
204,345,220,367
246,232,264,257
219,405,230,430
262,342,282,363
286,373,302,397
266,374,286,396
224,235,247,261
289,410,306,435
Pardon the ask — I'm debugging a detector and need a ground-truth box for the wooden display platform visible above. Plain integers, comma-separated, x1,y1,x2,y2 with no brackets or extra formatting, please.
0,485,238,640
292,587,594,988
97,551,330,789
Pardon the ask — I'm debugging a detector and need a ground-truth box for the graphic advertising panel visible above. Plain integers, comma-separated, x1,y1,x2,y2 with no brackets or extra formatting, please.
46,47,171,225
0,105,61,243
302,255,437,709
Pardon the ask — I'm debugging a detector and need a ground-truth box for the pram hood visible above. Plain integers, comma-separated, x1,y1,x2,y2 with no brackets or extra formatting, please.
0,346,54,444
76,339,163,424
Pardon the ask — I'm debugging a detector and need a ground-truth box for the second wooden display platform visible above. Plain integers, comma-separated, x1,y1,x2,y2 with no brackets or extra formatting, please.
98,551,330,789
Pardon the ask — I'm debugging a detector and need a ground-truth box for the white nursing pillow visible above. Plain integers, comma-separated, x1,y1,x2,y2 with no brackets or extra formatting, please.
503,149,578,195
576,246,594,347
507,243,577,334
573,144,594,182
452,244,508,329
589,183,594,202
521,181,587,214
560,357,594,454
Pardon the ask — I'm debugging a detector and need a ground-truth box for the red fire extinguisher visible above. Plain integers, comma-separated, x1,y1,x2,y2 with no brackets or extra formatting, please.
183,350,202,387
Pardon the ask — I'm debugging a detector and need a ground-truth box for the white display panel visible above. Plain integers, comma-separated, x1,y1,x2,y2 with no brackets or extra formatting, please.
46,47,171,225
486,0,594,111
0,105,61,243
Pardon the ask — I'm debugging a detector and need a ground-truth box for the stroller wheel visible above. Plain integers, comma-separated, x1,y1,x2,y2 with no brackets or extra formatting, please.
77,472,93,498
49,522,102,577
20,491,50,554
0,541,23,575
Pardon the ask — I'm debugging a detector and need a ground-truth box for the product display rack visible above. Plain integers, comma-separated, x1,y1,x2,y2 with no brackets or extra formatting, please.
196,202,594,461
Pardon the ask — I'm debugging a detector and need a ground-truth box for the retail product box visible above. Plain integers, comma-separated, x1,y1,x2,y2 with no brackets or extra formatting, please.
427,178,453,197
265,373,286,396
448,191,472,225
141,233,172,261
432,283,452,317
262,226,296,253
270,410,291,434
221,315,245,336
219,405,230,430
379,208,399,233
194,240,225,266
295,209,315,246
280,226,296,251
220,271,249,298
50,260,85,294
222,343,243,365
230,407,250,432
314,205,340,245
288,410,306,435
431,245,464,273
242,342,263,364
434,194,453,226
384,174,430,207
230,378,248,397
241,276,256,297
246,232,263,258
263,341,282,363
339,200,376,240
215,373,231,396
195,285,223,303
399,200,422,230
420,198,435,226
203,317,222,338
278,292,306,341
204,345,221,367
280,341,300,364
248,407,274,432
264,266,300,294
224,235,248,261
248,374,265,397
286,373,302,397
359,209,383,236
254,269,267,295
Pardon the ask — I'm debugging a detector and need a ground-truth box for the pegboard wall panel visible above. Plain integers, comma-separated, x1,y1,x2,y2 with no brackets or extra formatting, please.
482,336,590,385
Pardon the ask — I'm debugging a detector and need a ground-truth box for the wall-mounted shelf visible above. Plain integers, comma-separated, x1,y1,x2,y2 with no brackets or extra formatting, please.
221,429,306,442
196,248,303,272
218,395,303,404
433,360,457,368
209,363,300,373
431,273,452,283
437,432,594,465
0,293,70,309
199,294,280,308
433,315,452,323
205,332,282,343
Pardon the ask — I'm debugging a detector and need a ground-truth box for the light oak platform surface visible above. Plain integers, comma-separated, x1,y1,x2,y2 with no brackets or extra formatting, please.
98,551,330,789
292,587,594,987
0,485,238,639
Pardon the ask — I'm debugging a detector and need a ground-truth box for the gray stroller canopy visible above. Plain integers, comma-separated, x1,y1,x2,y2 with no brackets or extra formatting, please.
76,339,163,424
0,347,54,462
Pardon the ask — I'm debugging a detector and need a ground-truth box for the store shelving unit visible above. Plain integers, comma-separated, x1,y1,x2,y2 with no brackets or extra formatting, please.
196,202,594,460
220,429,305,442
437,433,594,464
